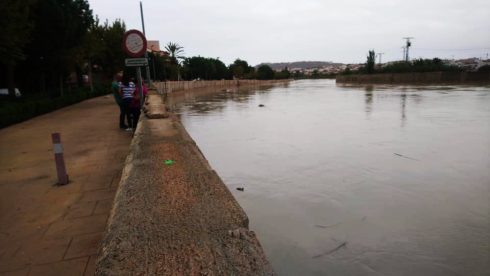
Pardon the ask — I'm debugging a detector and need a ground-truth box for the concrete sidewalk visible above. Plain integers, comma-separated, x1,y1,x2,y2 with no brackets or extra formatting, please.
0,95,132,275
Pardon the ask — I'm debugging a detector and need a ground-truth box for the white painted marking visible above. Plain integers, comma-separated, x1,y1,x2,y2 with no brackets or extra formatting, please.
54,144,63,154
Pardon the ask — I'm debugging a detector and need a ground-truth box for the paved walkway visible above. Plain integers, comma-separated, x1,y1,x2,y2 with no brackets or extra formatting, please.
0,95,132,275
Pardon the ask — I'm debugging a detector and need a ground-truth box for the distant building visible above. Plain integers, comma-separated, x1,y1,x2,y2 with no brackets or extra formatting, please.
444,58,489,71
146,40,169,57
147,40,160,52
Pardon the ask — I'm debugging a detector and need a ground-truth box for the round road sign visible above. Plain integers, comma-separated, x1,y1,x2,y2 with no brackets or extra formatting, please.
122,29,147,58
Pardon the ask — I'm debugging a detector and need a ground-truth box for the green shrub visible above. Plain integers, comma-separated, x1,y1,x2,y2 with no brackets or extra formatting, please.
0,84,110,128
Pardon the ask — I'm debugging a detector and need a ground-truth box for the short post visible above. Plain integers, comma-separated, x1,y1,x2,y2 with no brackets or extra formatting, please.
51,133,69,185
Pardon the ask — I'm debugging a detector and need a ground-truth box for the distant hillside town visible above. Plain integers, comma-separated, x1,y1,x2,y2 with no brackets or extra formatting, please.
258,58,490,77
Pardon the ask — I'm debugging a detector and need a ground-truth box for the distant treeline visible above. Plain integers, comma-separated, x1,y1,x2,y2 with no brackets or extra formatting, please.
343,57,465,75
1,0,126,97
0,0,288,128
0,0,289,100
153,57,291,81
258,61,343,71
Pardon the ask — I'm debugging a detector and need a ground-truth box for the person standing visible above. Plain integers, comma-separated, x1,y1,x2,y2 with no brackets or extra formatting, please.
111,74,127,129
119,75,136,131
130,80,148,130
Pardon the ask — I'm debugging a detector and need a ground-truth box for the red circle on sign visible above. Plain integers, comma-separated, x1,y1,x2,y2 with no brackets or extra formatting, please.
122,29,147,57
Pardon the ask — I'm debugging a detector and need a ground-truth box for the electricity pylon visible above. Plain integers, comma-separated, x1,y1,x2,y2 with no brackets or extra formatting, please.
403,37,414,62
376,53,385,64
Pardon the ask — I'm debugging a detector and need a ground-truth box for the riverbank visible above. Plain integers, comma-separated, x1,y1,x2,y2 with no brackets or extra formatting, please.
336,71,490,84
154,79,290,93
96,84,278,275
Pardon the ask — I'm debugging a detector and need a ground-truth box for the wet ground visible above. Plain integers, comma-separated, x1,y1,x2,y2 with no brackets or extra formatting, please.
0,96,132,275
170,80,489,276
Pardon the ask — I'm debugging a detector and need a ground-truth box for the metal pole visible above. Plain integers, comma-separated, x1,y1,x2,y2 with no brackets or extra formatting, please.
377,53,384,64
136,67,144,110
140,1,152,87
152,55,156,80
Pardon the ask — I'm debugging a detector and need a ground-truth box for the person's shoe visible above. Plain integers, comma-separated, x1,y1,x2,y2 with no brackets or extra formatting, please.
125,127,133,132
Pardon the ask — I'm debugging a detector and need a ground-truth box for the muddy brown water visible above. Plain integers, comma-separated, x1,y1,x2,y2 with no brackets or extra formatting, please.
170,80,489,276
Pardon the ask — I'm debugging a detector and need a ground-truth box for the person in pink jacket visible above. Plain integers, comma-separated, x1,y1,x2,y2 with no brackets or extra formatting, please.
130,80,148,130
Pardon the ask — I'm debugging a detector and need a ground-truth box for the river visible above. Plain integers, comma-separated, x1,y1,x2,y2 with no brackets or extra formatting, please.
170,79,489,276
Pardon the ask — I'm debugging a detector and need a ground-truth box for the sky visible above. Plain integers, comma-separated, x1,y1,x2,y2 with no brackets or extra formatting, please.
88,0,490,66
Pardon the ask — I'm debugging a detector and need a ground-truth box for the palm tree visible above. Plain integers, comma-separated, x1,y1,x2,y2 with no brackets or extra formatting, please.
165,42,185,63
165,42,184,80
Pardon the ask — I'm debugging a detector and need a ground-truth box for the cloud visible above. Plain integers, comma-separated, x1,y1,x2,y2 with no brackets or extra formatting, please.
89,0,490,65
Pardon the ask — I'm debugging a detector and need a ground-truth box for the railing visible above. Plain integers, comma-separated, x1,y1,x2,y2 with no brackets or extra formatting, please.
153,79,290,93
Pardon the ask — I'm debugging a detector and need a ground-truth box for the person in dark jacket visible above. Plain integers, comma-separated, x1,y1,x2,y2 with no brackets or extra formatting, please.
119,75,136,131
111,74,127,129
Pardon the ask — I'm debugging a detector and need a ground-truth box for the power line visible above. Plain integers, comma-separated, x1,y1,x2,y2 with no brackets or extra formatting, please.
412,47,490,51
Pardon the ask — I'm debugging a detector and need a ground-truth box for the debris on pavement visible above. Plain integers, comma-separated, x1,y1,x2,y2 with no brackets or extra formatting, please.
164,159,175,165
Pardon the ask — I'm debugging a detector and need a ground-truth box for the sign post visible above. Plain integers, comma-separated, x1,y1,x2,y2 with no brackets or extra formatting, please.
125,58,148,67
122,29,147,113
139,1,152,87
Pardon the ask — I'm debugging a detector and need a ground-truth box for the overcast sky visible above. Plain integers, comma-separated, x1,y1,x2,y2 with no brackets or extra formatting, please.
88,0,490,65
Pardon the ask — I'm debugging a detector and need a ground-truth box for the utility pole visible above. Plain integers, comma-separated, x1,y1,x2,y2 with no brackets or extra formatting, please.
376,52,384,65
403,37,414,62
140,1,152,87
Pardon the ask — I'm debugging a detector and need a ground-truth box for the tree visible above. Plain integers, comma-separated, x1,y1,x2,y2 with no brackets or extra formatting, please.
182,56,229,80
21,0,94,95
147,51,170,81
212,58,229,80
275,67,291,79
0,0,36,96
366,50,376,74
379,58,461,73
229,59,255,79
256,65,275,80
65,17,126,90
98,19,126,78
165,42,184,80
165,42,184,63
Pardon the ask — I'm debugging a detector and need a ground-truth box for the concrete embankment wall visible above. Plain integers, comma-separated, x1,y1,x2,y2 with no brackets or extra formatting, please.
96,90,274,275
336,71,490,84
154,79,289,93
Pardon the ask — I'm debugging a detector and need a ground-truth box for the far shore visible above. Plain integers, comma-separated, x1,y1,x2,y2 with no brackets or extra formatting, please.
336,71,490,84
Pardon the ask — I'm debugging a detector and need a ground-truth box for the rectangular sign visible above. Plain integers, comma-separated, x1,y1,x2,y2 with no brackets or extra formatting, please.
125,58,148,67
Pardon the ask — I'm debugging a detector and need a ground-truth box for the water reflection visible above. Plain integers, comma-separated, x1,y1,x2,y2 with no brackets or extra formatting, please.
364,86,373,117
400,92,407,127
358,85,426,127
173,80,490,276
167,84,280,116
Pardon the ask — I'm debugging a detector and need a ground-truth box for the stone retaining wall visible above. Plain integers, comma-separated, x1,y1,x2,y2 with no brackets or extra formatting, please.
96,90,273,275
154,79,290,93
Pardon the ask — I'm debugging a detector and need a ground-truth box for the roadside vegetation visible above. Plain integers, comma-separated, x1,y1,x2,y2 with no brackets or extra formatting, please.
0,0,287,128
342,50,462,75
